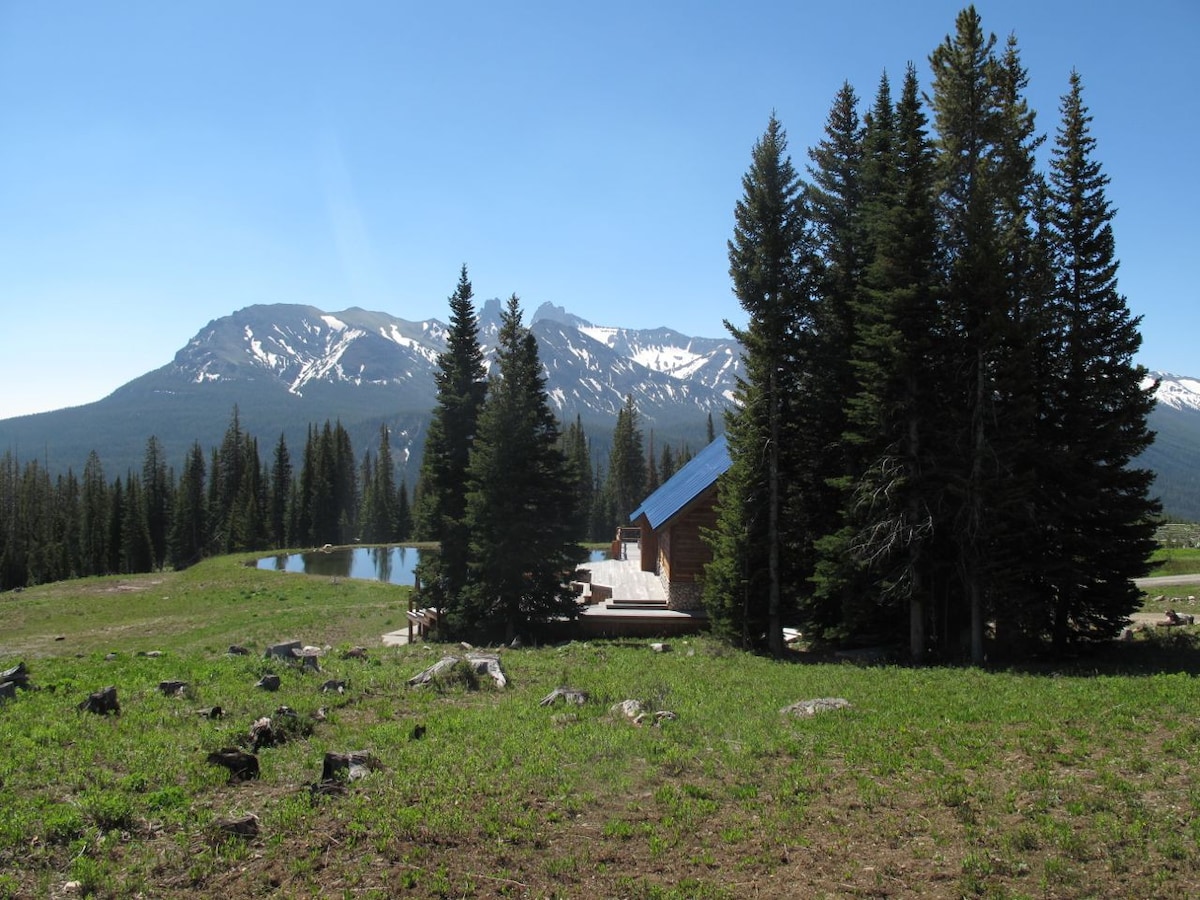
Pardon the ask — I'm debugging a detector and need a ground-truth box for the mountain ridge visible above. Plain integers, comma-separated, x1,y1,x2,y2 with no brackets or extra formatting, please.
0,302,739,482
2,305,1198,521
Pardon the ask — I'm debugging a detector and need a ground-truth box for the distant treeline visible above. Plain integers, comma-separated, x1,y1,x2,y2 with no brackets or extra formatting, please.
0,402,703,594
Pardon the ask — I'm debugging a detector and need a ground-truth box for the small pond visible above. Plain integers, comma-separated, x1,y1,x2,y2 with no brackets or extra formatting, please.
255,546,607,586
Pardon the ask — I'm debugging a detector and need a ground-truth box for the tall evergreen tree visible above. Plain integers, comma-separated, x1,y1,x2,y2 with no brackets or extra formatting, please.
120,471,154,574
604,396,647,535
141,436,171,570
460,296,584,641
928,6,1013,663
705,115,811,656
268,432,292,549
840,64,943,661
394,480,412,542
1040,70,1159,648
412,265,488,612
80,451,108,577
170,442,207,569
561,415,594,542
805,81,872,640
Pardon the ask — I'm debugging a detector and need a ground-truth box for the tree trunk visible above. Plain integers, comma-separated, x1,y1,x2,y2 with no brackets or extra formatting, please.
767,369,784,658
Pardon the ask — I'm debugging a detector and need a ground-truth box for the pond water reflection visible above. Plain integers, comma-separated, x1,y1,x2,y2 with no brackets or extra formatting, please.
256,546,606,586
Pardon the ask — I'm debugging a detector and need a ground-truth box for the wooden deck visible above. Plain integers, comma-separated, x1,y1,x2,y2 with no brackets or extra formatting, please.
571,542,707,638
582,551,667,606
382,543,708,644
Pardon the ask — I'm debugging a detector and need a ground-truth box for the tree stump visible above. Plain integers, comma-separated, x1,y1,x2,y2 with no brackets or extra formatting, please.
255,673,281,691
321,751,380,782
215,814,259,840
206,748,260,781
0,662,30,690
0,682,15,703
78,686,120,715
540,687,590,707
249,717,275,751
158,680,188,697
228,645,250,656
319,679,346,694
264,641,301,661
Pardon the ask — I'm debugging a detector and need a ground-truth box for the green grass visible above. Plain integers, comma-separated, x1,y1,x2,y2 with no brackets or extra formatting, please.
1148,546,1200,578
2,557,1200,897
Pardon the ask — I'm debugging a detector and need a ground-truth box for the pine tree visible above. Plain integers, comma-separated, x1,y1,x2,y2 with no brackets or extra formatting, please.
395,480,412,542
705,115,811,656
604,396,647,536
412,265,488,612
80,451,109,577
928,6,1013,663
560,415,593,541
1040,70,1159,649
460,296,584,641
268,432,292,549
804,81,871,641
659,442,678,483
120,471,153,574
840,64,942,661
142,436,171,570
170,442,207,569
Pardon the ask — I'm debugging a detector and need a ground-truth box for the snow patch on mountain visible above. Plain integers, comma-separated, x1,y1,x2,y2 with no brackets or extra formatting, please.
1147,372,1200,412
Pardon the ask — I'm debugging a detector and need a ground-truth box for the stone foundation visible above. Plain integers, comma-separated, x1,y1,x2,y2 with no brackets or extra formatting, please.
666,580,704,611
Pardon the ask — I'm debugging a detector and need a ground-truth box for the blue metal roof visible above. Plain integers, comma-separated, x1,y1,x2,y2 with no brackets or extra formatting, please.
629,435,731,531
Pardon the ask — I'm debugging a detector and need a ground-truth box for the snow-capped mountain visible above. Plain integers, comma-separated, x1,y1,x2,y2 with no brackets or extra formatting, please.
1145,372,1200,413
165,300,739,425
0,301,740,481
6,309,1200,522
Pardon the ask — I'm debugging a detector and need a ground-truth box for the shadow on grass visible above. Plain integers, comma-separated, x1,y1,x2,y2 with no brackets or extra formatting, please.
1008,629,1200,677
775,630,1200,677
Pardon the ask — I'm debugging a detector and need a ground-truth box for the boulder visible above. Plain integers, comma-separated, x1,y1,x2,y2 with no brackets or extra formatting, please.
781,697,852,717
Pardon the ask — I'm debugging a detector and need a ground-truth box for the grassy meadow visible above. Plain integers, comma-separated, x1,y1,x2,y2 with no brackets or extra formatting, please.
2,554,1200,898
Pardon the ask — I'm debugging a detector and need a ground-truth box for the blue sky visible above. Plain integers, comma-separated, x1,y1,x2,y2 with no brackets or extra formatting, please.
1,1,1196,419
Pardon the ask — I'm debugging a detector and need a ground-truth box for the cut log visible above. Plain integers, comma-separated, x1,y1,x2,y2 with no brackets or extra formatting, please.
407,655,462,686
407,653,508,689
78,686,120,715
206,748,260,781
